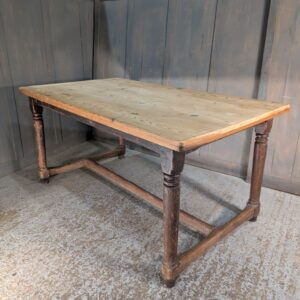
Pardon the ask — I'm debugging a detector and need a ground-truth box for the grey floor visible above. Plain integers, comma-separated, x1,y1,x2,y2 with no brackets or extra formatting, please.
0,141,299,299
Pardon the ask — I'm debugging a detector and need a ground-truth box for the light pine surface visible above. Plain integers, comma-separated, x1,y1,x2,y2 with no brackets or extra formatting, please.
20,78,290,151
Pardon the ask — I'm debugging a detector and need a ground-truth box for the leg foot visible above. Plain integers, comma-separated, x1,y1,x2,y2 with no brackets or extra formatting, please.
40,178,50,184
161,277,176,288
249,216,257,222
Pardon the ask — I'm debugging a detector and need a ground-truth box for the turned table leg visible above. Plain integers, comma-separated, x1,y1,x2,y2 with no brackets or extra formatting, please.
29,98,50,183
118,137,126,159
248,120,273,221
160,149,185,287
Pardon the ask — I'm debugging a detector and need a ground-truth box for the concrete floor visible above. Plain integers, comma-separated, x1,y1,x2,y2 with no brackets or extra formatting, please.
0,141,299,299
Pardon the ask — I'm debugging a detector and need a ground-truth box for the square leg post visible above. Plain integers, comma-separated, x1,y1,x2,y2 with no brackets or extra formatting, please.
29,98,50,182
160,149,185,287
247,120,273,221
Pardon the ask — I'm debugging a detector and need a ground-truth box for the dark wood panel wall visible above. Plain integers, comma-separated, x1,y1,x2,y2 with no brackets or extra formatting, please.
196,0,269,176
93,0,300,195
1,0,298,195
0,0,94,177
248,0,300,195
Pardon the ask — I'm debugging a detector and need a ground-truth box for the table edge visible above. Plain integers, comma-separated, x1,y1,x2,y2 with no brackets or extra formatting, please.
19,86,290,152
182,104,290,151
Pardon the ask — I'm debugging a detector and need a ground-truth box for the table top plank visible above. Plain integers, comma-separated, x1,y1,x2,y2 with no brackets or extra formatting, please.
20,78,290,151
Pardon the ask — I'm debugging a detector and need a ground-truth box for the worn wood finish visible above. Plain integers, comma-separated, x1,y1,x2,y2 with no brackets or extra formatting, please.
161,172,180,287
48,147,122,176
177,206,255,276
159,119,272,284
29,99,50,182
87,160,213,236
48,152,214,236
25,73,288,287
247,120,272,221
87,159,213,236
26,98,163,154
160,150,185,287
20,79,289,152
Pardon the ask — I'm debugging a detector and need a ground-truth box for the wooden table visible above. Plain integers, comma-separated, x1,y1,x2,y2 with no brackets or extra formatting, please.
20,78,290,287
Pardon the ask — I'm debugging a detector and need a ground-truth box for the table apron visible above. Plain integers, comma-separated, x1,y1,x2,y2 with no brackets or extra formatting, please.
30,98,167,154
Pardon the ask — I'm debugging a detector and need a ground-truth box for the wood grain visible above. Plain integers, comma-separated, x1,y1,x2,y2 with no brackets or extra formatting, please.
125,0,169,83
44,0,93,140
93,0,128,79
200,0,270,177
247,0,300,195
0,0,93,178
20,78,289,151
0,0,57,158
163,0,217,90
0,10,22,170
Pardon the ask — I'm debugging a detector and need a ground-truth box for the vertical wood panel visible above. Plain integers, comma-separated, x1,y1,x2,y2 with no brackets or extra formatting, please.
248,0,300,195
93,0,129,139
163,0,217,90
163,0,217,161
40,0,64,146
0,0,93,178
79,0,94,80
275,9,300,178
43,0,93,142
0,0,58,158
0,11,22,168
93,0,128,79
195,0,268,177
125,0,169,83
